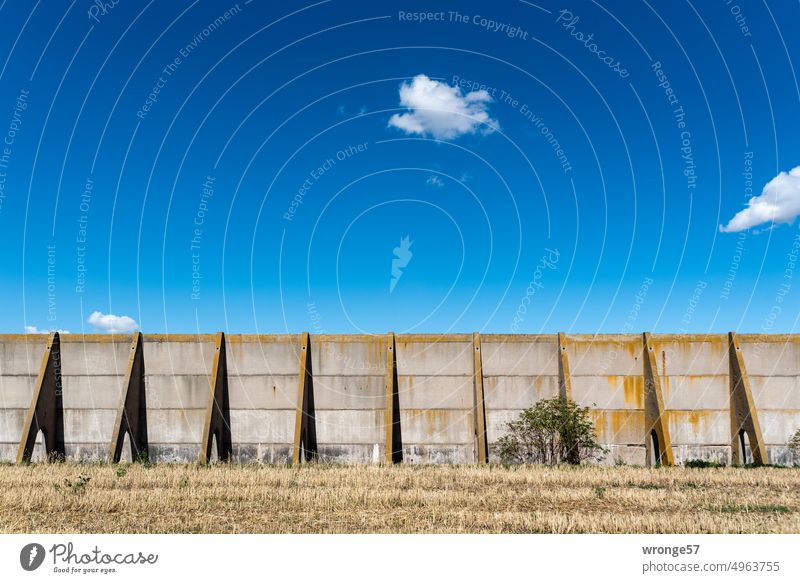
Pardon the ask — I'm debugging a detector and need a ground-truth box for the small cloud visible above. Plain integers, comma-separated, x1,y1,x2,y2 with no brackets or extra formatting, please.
24,325,69,334
87,311,138,334
459,172,471,183
426,175,444,187
388,74,498,140
720,166,800,232
339,105,367,117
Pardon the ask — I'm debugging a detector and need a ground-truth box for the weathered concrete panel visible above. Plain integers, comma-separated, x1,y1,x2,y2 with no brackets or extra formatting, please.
0,337,48,375
672,445,731,465
308,338,387,459
313,375,386,409
64,443,108,461
227,374,297,409
738,339,800,375
589,410,645,444
571,375,644,410
314,409,383,444
229,409,294,443
0,375,37,408
59,340,131,376
662,376,729,410
567,336,641,376
400,409,472,444
395,340,472,376
318,443,382,464
0,409,27,443
146,409,205,443
650,338,728,376
766,446,799,466
63,409,117,443
758,410,800,445
61,376,125,409
483,375,559,409
225,337,300,376
0,443,19,462
232,443,292,464
148,444,201,463
394,339,475,456
397,375,472,409
312,337,385,376
668,411,730,445
750,376,800,409
144,374,209,408
481,336,557,376
403,444,472,464
142,339,216,376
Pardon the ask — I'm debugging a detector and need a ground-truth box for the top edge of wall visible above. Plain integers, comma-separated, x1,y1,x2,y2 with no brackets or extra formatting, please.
1,333,798,343
0,334,52,342
563,333,728,343
737,334,800,343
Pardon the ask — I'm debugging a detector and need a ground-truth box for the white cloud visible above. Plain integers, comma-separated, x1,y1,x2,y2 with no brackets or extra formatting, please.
426,175,444,187
720,166,800,232
388,74,498,139
24,326,70,334
87,311,138,334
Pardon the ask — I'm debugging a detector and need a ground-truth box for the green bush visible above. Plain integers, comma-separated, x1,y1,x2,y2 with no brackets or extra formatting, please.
790,429,800,466
496,397,606,464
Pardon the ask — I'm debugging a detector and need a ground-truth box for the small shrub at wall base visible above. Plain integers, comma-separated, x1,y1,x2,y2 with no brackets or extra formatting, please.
684,459,725,469
790,429,800,466
496,397,606,465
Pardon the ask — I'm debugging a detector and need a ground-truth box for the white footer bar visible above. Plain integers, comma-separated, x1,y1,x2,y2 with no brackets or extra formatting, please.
1,534,798,582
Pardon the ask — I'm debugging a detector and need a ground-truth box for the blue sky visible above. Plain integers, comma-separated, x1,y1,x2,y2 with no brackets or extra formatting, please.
0,0,799,334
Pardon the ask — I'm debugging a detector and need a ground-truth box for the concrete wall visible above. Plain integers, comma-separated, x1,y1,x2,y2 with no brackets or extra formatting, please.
311,335,386,463
226,335,300,464
651,335,731,465
566,334,648,465
60,336,130,461
397,335,474,463
739,335,800,465
0,335,48,461
143,335,215,462
1,333,799,465
483,335,559,459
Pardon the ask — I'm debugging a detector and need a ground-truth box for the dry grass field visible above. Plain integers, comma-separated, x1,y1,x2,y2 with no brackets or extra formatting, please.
1,463,799,534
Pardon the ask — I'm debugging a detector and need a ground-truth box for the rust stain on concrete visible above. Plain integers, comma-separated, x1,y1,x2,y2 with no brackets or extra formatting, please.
623,376,644,408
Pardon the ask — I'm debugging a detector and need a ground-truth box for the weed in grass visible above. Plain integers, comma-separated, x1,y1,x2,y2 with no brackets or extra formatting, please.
684,459,725,469
630,483,665,490
54,474,91,496
711,503,791,514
